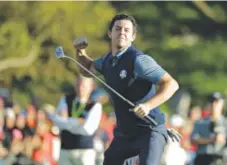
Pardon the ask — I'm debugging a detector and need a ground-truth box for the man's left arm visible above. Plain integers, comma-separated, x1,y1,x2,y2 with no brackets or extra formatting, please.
144,73,179,111
133,55,179,117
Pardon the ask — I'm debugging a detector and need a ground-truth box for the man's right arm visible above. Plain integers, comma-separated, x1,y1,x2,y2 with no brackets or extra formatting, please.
75,49,106,76
75,49,95,77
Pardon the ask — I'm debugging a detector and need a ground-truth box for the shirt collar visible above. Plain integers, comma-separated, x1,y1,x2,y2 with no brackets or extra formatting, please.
114,44,131,58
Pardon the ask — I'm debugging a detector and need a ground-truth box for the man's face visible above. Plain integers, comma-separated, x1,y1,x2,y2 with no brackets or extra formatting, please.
210,99,224,117
108,20,136,50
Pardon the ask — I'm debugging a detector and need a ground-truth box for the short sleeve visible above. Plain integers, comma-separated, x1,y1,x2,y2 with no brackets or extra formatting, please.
134,55,166,84
93,55,107,74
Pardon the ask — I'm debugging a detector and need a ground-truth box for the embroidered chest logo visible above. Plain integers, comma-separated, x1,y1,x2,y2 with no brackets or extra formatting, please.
119,70,127,79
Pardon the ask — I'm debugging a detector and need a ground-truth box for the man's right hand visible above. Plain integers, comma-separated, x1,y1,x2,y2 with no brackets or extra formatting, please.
73,36,88,50
73,37,95,77
73,37,89,58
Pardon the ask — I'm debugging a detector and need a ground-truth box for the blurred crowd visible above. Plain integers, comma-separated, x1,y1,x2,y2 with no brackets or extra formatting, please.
0,90,226,165
0,97,57,165
0,95,116,165
163,92,227,165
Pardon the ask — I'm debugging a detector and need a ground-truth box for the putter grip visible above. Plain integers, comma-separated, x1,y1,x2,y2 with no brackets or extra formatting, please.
129,108,158,126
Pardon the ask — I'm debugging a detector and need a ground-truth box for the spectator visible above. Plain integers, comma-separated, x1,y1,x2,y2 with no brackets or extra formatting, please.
0,115,7,164
37,107,48,124
47,76,102,165
12,101,22,115
0,97,5,119
25,105,37,137
191,92,226,165
182,106,201,165
163,114,187,165
6,138,38,165
16,112,34,138
32,119,56,165
3,109,16,150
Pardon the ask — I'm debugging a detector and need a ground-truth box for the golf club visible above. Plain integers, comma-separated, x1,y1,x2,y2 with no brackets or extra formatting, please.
55,46,182,142
55,46,157,126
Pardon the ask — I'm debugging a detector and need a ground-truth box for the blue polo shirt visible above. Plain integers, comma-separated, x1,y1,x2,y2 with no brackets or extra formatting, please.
94,45,166,136
191,116,226,155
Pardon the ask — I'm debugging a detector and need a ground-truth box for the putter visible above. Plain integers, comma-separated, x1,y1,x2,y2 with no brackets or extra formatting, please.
55,46,158,127
55,46,182,142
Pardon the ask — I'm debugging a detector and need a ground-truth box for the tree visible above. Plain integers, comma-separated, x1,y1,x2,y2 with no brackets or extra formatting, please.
0,1,115,106
111,1,227,105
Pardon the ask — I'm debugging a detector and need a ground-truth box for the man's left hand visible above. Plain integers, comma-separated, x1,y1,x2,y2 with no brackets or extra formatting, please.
167,128,182,143
133,103,150,118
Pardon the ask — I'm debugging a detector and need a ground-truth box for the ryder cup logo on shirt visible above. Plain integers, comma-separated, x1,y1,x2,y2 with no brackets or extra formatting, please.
119,70,127,79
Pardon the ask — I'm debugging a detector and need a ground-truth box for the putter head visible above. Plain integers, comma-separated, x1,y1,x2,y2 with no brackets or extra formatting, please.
55,46,65,59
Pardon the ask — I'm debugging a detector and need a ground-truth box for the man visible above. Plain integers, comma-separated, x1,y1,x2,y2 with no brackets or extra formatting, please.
46,76,102,165
191,92,226,165
163,115,187,165
74,14,179,165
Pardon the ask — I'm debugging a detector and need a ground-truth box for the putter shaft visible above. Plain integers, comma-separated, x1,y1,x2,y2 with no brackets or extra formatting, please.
62,55,157,126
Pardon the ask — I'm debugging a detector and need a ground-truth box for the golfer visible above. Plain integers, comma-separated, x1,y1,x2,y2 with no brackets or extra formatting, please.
75,14,179,165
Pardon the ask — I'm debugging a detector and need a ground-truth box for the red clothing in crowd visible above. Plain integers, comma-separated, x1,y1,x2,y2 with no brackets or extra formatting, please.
33,133,56,165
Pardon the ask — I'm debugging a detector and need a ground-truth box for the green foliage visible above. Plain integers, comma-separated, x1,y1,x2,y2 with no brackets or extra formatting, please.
1,1,227,111
111,1,227,108
0,1,115,107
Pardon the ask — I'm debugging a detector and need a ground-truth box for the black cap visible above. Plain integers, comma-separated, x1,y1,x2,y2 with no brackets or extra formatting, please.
209,92,223,102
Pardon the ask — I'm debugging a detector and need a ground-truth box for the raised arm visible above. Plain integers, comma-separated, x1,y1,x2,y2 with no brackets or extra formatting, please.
73,37,97,77
73,37,108,77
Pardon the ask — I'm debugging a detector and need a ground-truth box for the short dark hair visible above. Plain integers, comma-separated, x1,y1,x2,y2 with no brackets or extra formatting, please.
108,14,137,33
